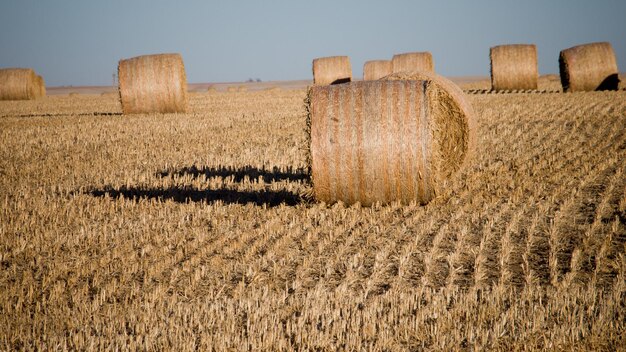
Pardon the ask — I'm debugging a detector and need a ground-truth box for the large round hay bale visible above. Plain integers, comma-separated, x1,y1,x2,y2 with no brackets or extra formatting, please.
391,52,434,74
490,44,538,91
0,68,39,100
363,60,392,81
559,42,619,92
307,72,475,206
117,53,188,114
312,56,352,85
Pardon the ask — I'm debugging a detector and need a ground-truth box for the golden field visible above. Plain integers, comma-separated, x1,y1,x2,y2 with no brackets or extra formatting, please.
1,79,625,350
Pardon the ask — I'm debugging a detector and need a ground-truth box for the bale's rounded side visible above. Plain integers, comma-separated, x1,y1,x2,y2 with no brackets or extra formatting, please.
118,53,188,114
312,56,352,85
0,68,38,100
490,44,538,91
363,60,392,81
307,74,474,206
391,52,434,74
559,42,619,92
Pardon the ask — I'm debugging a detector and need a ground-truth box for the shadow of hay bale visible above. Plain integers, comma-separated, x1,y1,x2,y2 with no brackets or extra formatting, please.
156,165,310,183
84,186,305,207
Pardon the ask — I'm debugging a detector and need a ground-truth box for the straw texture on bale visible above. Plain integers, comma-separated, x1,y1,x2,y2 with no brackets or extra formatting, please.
307,72,474,206
118,53,188,114
559,42,619,92
391,52,434,74
312,56,352,85
0,68,39,100
490,44,538,91
363,60,392,81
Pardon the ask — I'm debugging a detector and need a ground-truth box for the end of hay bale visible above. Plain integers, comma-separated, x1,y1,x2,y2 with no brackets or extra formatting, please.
559,42,619,92
0,68,39,100
312,56,352,85
391,52,434,74
363,60,392,81
117,53,188,114
490,44,538,91
306,72,474,206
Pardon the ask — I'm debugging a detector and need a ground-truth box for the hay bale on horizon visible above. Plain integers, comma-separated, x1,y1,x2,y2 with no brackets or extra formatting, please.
490,44,538,91
363,60,392,81
118,53,187,114
391,52,434,74
0,68,39,100
307,72,475,206
312,56,352,85
559,42,619,92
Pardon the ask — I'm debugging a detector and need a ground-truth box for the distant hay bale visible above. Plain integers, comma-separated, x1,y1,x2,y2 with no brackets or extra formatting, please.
238,85,248,92
559,42,620,92
0,68,39,100
307,72,475,206
227,86,237,92
312,56,352,85
490,44,538,91
117,53,187,114
391,52,434,74
363,60,392,81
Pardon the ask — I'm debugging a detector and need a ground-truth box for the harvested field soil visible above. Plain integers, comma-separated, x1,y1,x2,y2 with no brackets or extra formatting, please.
1,86,625,350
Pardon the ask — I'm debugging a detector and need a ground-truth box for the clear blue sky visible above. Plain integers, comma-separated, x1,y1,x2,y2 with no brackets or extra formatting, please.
1,0,624,86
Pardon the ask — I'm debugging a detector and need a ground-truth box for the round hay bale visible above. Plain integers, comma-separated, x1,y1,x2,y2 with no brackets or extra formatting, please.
117,53,187,114
363,60,392,81
490,44,538,91
391,52,434,74
307,71,475,206
0,68,38,100
312,56,352,85
559,42,619,92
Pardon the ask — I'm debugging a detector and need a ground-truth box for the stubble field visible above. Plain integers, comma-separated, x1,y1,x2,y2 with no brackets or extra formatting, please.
1,79,625,350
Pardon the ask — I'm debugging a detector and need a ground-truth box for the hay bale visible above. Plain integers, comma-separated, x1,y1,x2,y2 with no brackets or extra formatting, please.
363,60,392,81
307,72,475,206
391,52,434,74
490,44,538,91
559,42,619,92
117,53,187,114
312,56,352,85
0,68,39,100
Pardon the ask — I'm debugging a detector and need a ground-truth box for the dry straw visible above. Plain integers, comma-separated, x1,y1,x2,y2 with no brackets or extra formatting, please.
307,71,475,206
0,68,39,100
391,52,434,74
363,60,392,81
490,44,538,91
118,53,188,114
559,42,619,92
312,56,352,85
